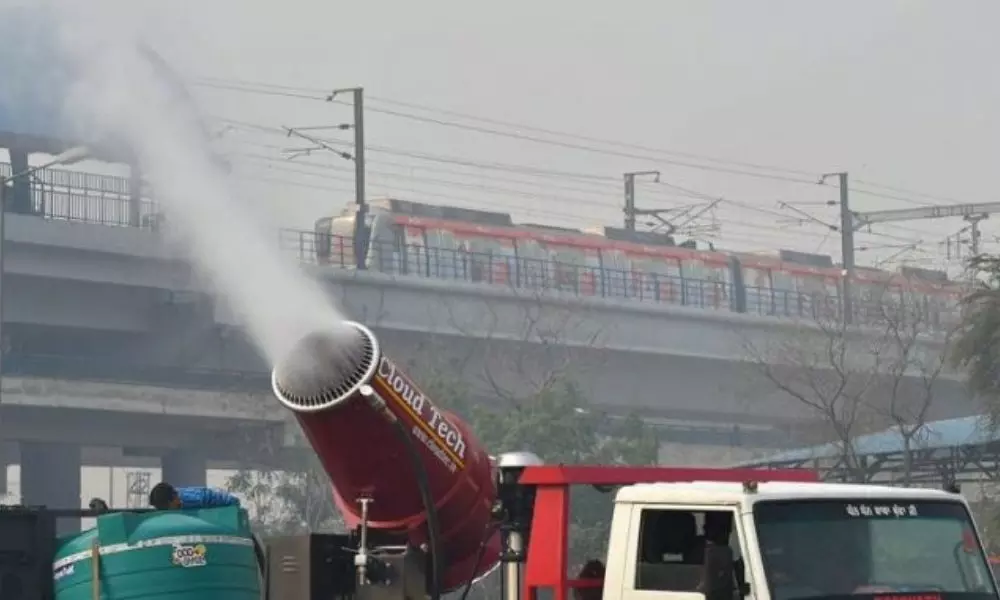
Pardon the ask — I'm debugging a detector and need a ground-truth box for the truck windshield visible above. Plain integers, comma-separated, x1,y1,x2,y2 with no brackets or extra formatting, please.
754,499,997,600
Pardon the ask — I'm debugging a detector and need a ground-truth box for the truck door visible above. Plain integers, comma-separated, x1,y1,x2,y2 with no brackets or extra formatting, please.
618,505,751,600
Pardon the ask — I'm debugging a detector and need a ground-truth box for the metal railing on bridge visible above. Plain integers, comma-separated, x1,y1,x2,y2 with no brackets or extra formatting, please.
279,229,807,313
278,229,956,331
0,162,158,227
0,163,958,332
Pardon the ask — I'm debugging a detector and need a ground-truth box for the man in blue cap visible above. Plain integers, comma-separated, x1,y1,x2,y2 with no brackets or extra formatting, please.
149,481,240,510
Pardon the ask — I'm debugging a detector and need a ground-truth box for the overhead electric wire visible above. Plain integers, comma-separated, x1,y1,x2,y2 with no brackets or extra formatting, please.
235,150,846,242
196,76,822,178
235,166,609,225
247,170,906,254
227,123,925,239
222,130,930,251
194,79,823,185
216,116,633,184
222,116,947,235
853,179,969,206
229,154,645,228
236,152,620,210
233,143,628,200
196,82,950,264
195,76,987,214
238,161,927,253
213,119,968,246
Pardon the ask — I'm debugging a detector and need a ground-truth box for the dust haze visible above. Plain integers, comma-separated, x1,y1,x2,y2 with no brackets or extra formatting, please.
45,5,349,367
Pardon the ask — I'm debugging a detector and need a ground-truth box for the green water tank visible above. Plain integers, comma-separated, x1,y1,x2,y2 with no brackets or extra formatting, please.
53,506,261,600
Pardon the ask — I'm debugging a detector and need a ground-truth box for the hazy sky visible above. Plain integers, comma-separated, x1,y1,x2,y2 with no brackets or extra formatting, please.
21,1,1000,271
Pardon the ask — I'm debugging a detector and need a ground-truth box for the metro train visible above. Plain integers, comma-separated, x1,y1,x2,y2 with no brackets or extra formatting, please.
312,198,965,330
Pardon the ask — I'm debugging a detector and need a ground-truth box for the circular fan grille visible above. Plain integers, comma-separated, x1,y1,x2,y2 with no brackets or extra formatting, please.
271,323,379,413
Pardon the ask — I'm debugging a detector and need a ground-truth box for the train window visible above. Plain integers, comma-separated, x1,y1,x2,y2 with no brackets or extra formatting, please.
455,234,515,284
547,243,585,292
883,284,905,322
454,234,487,283
703,263,731,310
425,228,463,280
856,281,890,324
771,271,796,316
517,238,550,289
947,293,964,329
314,217,333,261
579,248,602,296
824,277,842,317
795,274,828,319
632,255,681,304
661,258,683,306
485,236,516,286
403,226,426,276
368,216,399,273
935,292,962,331
602,249,631,298
925,293,946,330
327,216,357,268
743,267,773,316
681,259,709,308
897,284,921,324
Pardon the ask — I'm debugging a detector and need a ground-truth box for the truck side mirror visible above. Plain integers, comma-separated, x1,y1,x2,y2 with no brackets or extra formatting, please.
701,544,736,600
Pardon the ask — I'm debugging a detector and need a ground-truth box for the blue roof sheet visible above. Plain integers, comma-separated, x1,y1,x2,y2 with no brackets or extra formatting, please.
743,414,996,466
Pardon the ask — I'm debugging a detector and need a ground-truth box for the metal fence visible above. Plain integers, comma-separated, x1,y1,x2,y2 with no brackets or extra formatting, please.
278,229,954,329
0,167,958,330
1,162,159,227
280,229,739,308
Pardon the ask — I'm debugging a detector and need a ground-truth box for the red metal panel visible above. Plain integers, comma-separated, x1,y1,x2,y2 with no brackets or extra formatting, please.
524,485,570,600
518,465,819,486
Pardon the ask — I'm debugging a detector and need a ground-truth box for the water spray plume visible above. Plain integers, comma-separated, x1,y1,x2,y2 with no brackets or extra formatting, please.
50,19,349,366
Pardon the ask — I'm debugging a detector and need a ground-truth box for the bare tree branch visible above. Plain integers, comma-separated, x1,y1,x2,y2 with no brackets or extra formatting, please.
442,284,611,406
742,299,890,481
744,283,955,483
870,296,959,485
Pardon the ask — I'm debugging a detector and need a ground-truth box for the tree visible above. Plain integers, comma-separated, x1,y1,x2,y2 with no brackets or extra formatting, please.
873,299,957,484
743,308,884,481
433,287,658,564
440,284,611,404
226,451,342,537
952,255,1000,421
743,288,952,483
225,414,343,536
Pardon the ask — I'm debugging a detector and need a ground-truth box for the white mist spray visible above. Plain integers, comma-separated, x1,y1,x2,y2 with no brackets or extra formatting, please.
53,22,348,366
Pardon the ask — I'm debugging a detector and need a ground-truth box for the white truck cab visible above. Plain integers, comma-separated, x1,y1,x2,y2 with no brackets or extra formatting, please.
603,481,998,600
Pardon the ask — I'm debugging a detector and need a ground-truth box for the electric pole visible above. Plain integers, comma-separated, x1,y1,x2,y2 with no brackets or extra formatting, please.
965,214,988,256
623,170,662,231
283,87,367,267
852,200,1000,266
821,172,854,324
320,87,368,268
350,88,367,269
819,175,1000,324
